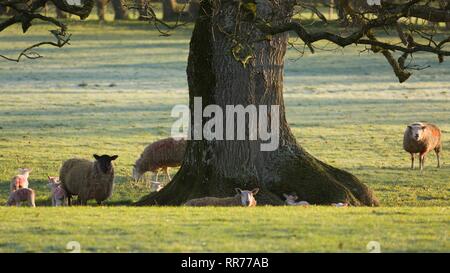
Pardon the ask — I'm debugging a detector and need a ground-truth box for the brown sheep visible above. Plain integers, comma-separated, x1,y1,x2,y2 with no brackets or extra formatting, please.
403,122,442,170
184,188,259,207
60,154,118,206
132,137,187,183
7,188,35,207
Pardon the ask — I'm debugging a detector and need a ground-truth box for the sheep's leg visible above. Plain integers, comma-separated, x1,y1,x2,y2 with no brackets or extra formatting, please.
96,200,102,206
419,153,426,171
67,195,72,206
164,167,171,181
410,153,415,169
154,170,159,182
435,148,441,168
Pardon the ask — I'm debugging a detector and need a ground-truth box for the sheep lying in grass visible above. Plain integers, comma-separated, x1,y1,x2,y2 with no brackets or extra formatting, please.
47,176,67,206
283,193,309,206
7,188,35,207
403,122,442,170
132,137,187,183
184,188,259,207
60,154,118,206
10,168,32,192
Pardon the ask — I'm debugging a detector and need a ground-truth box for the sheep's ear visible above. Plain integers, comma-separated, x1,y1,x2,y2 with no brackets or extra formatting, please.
407,125,412,129
110,155,119,161
421,126,426,130
48,176,51,180
93,154,100,160
235,188,242,194
283,193,289,199
251,188,259,195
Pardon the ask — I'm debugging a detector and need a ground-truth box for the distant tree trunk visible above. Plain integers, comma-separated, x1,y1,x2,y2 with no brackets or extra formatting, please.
56,8,68,19
111,0,128,20
136,0,378,206
96,0,107,21
162,0,178,21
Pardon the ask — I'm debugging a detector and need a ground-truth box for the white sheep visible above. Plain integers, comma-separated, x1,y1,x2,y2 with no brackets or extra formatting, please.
47,176,67,206
283,193,310,206
132,137,187,183
10,168,32,192
184,188,259,207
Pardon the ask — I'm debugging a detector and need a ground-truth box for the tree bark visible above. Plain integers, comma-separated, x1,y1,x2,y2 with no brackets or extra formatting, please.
136,0,379,207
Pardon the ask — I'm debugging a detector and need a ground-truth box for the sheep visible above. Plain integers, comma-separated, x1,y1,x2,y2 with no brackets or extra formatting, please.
403,122,442,170
283,193,310,206
184,188,259,207
47,176,67,206
59,154,118,206
7,188,35,207
132,137,187,183
10,168,32,192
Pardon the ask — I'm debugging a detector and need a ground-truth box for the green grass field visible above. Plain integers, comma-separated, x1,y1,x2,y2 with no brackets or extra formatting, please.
0,20,449,252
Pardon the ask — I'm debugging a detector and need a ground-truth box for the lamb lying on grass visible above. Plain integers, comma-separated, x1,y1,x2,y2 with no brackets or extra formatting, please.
60,154,118,206
7,188,35,207
283,193,309,206
47,176,67,206
184,188,259,207
132,137,187,183
10,168,32,192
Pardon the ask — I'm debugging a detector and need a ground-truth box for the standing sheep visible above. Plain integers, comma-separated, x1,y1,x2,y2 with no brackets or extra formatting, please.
403,122,442,170
184,188,259,207
7,188,35,207
10,168,32,192
132,137,187,183
60,154,118,206
47,176,67,206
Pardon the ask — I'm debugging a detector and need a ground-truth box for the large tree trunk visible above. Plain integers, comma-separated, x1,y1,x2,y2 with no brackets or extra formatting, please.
136,0,378,206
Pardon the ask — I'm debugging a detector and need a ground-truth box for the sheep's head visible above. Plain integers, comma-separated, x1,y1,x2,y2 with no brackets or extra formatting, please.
18,168,32,176
235,188,259,207
283,193,298,204
94,154,118,174
132,165,143,182
47,176,60,189
408,123,427,142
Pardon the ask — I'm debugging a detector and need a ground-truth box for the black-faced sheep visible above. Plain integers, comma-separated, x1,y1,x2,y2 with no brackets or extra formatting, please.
184,188,259,207
7,188,35,207
132,137,187,183
403,122,442,170
60,154,118,206
10,168,32,192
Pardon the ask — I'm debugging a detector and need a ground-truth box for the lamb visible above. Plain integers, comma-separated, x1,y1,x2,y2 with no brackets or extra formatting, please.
184,188,259,207
7,188,35,207
59,154,118,206
403,122,442,170
150,181,163,192
283,193,310,206
10,168,32,192
47,176,67,206
132,137,187,183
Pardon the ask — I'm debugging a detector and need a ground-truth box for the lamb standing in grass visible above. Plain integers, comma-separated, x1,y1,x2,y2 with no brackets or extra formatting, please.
10,168,32,192
132,137,187,183
403,122,442,170
184,188,259,207
47,176,67,206
7,188,35,207
60,154,118,206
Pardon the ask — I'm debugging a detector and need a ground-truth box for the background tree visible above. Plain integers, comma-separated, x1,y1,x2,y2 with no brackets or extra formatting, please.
1,0,449,205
